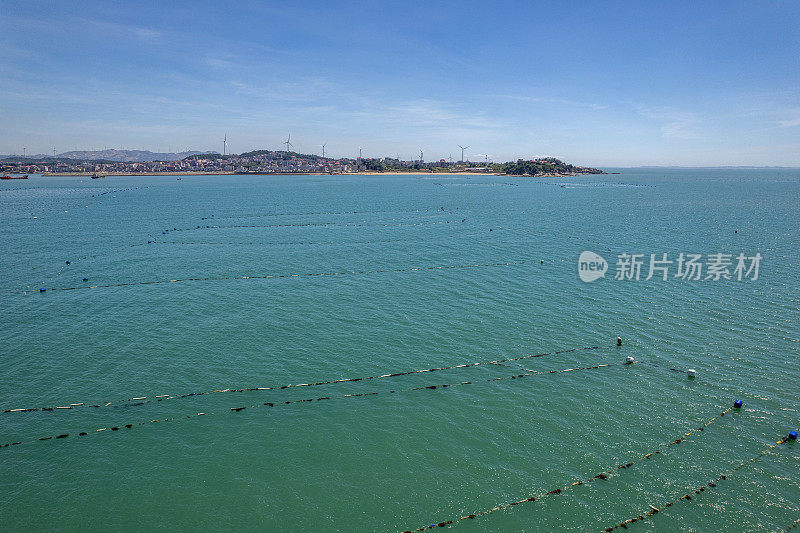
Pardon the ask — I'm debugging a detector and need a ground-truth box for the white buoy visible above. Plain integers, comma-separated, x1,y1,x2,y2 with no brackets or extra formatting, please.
687,368,697,378
625,356,635,363
617,336,623,346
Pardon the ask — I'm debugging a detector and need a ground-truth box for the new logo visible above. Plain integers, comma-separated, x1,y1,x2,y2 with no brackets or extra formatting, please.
578,251,607,282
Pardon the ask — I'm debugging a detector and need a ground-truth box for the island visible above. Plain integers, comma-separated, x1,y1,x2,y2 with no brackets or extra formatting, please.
0,149,605,177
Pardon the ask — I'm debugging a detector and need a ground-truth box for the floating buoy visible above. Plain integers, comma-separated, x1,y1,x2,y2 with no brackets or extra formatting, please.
733,400,743,408
65,261,71,265
82,278,88,282
625,356,635,364
33,216,37,219
789,431,798,440
39,288,46,292
617,337,623,346
687,369,697,378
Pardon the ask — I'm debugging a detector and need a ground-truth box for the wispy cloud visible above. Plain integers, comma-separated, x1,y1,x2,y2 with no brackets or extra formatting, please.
635,105,699,137
228,78,335,102
360,99,503,133
0,42,37,61
204,57,235,69
497,94,608,110
776,108,800,128
81,18,162,43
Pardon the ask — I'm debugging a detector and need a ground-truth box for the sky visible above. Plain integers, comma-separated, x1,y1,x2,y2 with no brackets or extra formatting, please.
1,0,799,166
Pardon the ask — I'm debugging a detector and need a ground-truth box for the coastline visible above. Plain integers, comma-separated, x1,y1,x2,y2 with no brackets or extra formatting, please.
41,170,605,177
42,171,238,176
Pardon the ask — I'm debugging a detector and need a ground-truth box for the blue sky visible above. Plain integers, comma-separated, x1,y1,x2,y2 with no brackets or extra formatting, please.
1,0,799,166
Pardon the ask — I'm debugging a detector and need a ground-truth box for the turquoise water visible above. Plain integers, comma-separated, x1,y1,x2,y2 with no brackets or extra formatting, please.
1,169,798,531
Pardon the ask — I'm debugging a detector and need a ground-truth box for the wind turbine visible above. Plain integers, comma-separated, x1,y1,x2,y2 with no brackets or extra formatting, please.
284,133,293,153
458,144,469,163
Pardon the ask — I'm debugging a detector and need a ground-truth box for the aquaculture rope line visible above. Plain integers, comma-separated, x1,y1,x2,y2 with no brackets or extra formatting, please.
401,406,736,532
25,225,578,294
88,186,148,198
145,230,510,248
2,346,599,414
24,260,525,295
32,242,147,287
157,219,467,234
28,230,517,290
0,360,622,449
601,433,793,531
215,207,458,220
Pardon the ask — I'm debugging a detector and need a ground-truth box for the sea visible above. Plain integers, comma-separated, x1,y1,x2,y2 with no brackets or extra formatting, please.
1,169,798,531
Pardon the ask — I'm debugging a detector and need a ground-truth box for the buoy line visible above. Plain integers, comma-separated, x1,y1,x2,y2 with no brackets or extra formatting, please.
138,206,459,245
27,230,516,291
2,346,599,414
601,431,796,532
24,260,525,295
26,233,532,293
30,243,150,288
0,361,625,449
34,220,594,293
401,404,738,532
27,225,584,294
157,219,467,235
145,230,509,248
88,186,147,198
0,186,45,194
32,227,508,291
215,207,457,220
634,361,753,399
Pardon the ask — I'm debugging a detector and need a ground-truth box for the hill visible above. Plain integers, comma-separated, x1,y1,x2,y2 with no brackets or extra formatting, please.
500,157,604,176
53,149,217,162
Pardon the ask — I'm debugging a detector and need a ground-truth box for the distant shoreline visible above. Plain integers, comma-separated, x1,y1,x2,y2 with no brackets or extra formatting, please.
40,171,604,177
